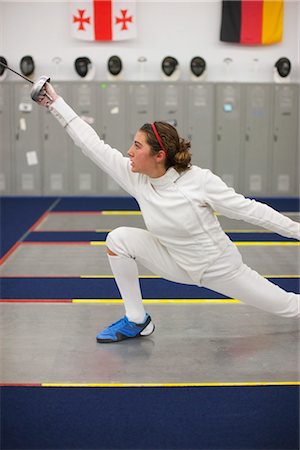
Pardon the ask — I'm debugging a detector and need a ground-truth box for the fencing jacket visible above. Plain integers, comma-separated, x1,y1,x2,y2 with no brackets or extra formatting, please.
49,97,300,283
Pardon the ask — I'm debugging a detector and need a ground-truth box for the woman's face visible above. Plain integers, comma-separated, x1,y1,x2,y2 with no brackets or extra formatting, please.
127,130,166,177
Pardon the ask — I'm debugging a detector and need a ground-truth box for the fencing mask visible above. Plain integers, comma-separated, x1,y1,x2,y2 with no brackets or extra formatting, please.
108,55,123,76
275,57,291,78
162,56,179,77
20,55,35,77
0,56,8,81
74,57,92,78
190,57,206,78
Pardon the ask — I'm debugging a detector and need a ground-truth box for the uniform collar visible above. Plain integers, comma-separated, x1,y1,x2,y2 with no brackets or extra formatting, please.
149,167,180,187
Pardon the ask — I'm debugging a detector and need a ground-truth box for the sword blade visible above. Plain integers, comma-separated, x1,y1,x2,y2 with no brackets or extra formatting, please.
0,61,34,84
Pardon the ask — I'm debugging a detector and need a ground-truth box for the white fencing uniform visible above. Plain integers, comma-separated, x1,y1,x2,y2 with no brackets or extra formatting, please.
49,98,300,319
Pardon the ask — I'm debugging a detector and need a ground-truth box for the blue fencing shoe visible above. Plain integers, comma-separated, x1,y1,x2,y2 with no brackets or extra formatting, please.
96,314,155,343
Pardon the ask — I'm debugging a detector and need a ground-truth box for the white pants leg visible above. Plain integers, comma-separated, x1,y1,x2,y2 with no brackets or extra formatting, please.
106,227,194,324
107,254,146,323
107,227,300,319
201,245,300,318
106,227,194,285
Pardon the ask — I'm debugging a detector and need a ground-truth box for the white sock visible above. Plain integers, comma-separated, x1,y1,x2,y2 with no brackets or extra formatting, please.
108,254,146,324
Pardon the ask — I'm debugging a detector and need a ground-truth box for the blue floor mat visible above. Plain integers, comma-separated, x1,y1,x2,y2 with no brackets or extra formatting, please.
0,197,56,257
1,277,299,300
2,385,299,450
23,230,298,242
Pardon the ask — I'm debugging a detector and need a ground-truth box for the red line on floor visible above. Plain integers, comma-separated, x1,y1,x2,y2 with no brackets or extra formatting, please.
48,211,102,215
0,275,81,279
0,242,22,266
0,383,42,387
0,299,72,303
21,242,90,245
28,211,50,232
31,230,98,233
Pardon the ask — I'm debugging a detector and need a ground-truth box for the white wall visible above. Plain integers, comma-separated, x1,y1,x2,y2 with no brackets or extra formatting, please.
0,0,299,82
0,1,3,56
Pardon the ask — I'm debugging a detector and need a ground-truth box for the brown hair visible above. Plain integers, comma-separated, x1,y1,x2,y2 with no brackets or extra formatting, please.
140,122,192,173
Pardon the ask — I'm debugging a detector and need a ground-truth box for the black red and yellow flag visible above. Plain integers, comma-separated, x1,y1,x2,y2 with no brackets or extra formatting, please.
220,0,284,45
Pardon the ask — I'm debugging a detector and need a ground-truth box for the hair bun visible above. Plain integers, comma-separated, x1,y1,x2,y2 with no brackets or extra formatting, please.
174,138,192,171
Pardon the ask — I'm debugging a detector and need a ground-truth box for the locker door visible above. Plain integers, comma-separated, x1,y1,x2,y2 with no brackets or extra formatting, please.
42,83,71,195
0,83,12,194
13,82,41,195
186,83,214,170
271,84,299,196
215,84,243,190
243,84,272,196
70,82,100,195
127,82,155,148
97,82,127,196
155,82,184,134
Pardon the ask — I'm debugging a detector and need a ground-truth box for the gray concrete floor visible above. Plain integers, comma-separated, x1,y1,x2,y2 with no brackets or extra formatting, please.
0,243,299,277
35,212,146,231
1,303,299,384
1,212,299,385
35,211,299,232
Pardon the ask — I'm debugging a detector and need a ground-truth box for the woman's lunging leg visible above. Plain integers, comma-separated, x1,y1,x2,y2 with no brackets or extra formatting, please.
204,265,299,318
106,227,194,324
107,253,146,324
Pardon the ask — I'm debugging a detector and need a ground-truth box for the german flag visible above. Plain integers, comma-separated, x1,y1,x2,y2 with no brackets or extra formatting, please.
220,0,284,45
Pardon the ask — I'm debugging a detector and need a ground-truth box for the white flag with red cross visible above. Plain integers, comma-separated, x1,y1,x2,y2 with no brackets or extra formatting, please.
71,0,136,41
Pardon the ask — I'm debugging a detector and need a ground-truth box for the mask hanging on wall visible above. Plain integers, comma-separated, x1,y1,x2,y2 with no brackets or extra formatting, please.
161,56,180,81
74,57,95,80
274,57,291,83
190,56,207,81
20,55,35,78
0,56,8,81
107,55,123,80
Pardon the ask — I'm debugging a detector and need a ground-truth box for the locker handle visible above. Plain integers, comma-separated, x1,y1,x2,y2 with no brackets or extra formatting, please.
44,133,48,140
16,133,19,141
217,134,221,141
245,134,249,142
274,134,278,142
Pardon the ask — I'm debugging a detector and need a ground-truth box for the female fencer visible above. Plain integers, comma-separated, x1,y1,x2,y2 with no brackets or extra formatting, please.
33,80,300,343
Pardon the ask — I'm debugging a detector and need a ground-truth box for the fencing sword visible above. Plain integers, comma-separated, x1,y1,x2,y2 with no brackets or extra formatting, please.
0,60,53,101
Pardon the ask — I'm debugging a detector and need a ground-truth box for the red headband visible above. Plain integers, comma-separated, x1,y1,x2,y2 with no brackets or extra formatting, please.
151,122,167,155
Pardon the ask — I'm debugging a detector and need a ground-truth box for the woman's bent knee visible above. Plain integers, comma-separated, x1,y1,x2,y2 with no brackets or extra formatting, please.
106,227,135,258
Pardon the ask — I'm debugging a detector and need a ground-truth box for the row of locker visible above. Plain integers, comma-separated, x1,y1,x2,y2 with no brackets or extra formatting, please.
0,81,299,197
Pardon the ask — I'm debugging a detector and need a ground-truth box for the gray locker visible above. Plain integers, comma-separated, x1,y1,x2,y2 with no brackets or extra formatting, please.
42,83,71,195
4,81,299,199
215,84,243,190
185,83,214,170
13,83,41,195
242,84,273,196
155,82,184,134
97,82,127,196
70,82,101,195
127,82,155,148
271,84,299,196
0,83,12,194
